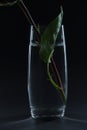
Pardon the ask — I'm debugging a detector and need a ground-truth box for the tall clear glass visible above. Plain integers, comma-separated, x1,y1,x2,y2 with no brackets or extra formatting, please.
28,25,68,119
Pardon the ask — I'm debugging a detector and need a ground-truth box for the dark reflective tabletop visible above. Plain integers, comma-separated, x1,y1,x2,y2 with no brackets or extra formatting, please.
1,116,87,130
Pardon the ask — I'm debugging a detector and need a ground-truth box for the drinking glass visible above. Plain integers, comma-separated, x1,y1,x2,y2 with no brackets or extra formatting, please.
28,25,68,119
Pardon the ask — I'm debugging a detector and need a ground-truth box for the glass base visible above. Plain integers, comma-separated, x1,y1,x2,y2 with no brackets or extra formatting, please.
30,106,65,119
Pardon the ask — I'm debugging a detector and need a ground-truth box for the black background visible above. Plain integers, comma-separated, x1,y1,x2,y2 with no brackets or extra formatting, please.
0,0,87,122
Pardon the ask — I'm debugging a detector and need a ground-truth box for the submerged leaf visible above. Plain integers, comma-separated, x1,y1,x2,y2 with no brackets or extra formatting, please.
39,7,63,63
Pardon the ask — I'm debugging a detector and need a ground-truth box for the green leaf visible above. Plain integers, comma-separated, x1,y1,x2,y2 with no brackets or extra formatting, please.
39,7,63,63
0,0,19,7
39,7,66,103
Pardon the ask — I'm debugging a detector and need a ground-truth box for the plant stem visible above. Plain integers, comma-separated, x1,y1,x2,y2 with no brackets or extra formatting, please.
51,58,64,91
17,0,65,101
17,0,40,42
47,51,66,103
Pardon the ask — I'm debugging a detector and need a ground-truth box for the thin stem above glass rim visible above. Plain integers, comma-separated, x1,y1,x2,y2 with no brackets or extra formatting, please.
0,0,66,103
